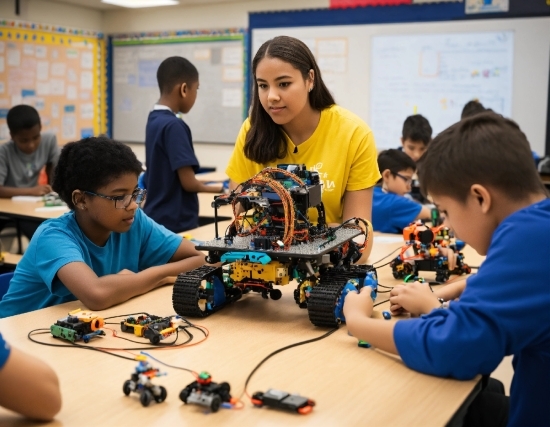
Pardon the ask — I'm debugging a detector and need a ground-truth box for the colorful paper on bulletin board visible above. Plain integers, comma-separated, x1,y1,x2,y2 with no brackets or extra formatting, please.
465,0,509,14
330,0,411,8
0,20,106,144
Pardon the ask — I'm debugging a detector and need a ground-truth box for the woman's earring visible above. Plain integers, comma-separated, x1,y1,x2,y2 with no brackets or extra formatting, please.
309,86,313,92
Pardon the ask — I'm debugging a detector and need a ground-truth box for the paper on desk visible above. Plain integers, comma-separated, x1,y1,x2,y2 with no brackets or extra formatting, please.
35,206,69,212
374,235,404,244
12,196,43,202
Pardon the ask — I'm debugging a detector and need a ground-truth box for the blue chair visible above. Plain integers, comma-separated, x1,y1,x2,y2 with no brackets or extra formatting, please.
0,272,14,300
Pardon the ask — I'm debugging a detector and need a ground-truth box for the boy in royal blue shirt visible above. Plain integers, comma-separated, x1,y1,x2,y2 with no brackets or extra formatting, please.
344,112,550,427
143,56,223,233
373,149,431,233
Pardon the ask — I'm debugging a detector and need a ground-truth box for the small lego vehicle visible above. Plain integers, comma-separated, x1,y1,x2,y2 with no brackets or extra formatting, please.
179,371,233,413
173,164,378,328
50,309,105,343
251,389,315,414
390,221,471,283
120,315,177,344
123,357,167,407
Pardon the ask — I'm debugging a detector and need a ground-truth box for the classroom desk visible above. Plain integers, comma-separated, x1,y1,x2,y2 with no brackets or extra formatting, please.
0,224,482,427
197,171,228,183
198,192,233,219
0,198,68,222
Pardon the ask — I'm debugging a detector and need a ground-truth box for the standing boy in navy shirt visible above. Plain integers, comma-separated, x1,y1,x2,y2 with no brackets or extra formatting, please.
144,56,223,233
344,112,550,426
372,149,431,233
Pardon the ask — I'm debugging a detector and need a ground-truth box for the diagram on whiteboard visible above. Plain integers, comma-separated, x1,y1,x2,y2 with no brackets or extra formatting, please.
370,31,513,149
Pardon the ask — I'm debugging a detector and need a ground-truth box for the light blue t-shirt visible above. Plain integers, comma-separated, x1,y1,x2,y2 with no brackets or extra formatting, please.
0,208,182,318
372,186,422,234
0,332,10,369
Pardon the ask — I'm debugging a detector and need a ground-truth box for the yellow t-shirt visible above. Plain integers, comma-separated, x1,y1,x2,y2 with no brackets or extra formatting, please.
226,105,380,224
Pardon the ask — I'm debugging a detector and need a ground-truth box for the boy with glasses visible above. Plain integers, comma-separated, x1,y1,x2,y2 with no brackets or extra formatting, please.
373,149,431,233
0,136,208,318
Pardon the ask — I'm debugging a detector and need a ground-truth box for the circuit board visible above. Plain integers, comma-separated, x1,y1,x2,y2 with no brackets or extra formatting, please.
196,227,362,260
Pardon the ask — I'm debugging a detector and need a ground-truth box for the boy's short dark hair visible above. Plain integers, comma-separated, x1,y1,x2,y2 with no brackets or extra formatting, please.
418,112,545,202
157,56,198,95
53,136,143,210
7,105,41,135
402,114,432,145
377,149,416,181
461,100,486,119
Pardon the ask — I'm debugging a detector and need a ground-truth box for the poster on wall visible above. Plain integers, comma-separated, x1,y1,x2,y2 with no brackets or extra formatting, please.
465,0,509,14
0,20,106,145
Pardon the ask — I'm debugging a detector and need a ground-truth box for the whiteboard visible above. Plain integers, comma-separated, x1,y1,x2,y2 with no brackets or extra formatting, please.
112,38,244,144
370,31,513,148
252,17,550,154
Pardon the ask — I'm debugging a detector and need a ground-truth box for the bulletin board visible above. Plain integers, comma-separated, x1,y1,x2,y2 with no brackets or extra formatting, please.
0,20,106,145
110,29,246,144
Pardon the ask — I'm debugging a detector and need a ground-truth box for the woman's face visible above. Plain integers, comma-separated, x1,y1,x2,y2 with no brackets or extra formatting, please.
255,56,313,127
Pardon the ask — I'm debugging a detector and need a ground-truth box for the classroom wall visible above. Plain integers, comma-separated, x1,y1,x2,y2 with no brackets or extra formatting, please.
0,0,103,31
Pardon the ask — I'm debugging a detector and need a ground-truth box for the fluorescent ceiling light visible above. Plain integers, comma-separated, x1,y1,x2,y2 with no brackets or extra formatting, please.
101,0,179,8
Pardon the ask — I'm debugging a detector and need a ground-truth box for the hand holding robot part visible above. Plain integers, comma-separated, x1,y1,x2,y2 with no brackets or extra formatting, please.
343,285,375,320
389,282,441,317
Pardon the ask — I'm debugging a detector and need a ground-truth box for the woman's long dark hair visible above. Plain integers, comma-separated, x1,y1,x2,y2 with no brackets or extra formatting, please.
245,36,335,164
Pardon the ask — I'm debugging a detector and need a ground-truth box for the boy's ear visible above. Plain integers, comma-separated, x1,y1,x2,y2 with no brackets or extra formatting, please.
400,137,404,145
470,184,491,214
179,82,188,98
381,169,392,180
72,190,87,210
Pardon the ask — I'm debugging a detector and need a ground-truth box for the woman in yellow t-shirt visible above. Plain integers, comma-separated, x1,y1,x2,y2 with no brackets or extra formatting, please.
226,36,380,257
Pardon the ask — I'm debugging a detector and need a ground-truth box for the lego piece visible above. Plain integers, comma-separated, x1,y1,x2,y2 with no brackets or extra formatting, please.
251,389,315,414
179,371,234,413
122,357,167,407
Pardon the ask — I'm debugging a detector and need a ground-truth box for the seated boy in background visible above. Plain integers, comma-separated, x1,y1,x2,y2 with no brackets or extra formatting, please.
372,149,431,233
0,105,60,239
144,56,224,233
398,114,432,203
0,105,59,197
344,112,550,426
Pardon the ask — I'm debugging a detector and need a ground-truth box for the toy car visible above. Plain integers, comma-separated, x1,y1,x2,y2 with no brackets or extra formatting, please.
120,315,177,344
50,309,105,343
123,357,167,407
390,221,471,283
172,165,377,328
179,371,233,412
251,389,315,414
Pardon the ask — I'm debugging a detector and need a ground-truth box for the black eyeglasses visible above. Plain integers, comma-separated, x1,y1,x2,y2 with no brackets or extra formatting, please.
83,189,147,209
393,173,413,186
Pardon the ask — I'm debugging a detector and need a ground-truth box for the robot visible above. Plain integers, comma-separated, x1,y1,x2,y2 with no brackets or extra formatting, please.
179,371,233,412
172,165,378,328
50,308,105,343
251,389,315,414
123,356,167,407
120,315,177,344
390,221,471,283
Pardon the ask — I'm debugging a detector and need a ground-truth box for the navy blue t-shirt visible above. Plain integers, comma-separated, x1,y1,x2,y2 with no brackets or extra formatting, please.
372,186,422,233
144,109,200,233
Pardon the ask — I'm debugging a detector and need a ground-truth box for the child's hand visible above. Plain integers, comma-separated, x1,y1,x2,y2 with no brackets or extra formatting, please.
343,286,374,319
31,184,53,196
389,282,440,316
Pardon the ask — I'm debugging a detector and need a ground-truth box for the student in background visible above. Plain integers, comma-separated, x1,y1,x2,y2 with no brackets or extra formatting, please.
144,56,223,233
461,99,487,119
0,332,61,420
344,112,550,426
0,105,61,240
226,36,379,258
0,137,206,318
0,105,59,198
461,99,541,166
372,149,431,233
399,114,432,163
